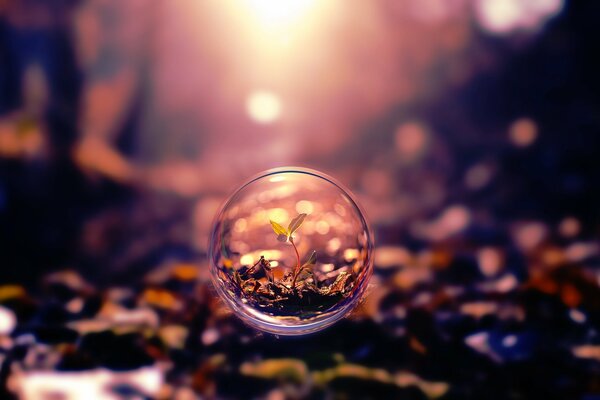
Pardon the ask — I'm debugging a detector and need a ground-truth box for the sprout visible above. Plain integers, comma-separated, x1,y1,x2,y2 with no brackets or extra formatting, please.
227,211,354,316
270,213,315,288
270,213,307,243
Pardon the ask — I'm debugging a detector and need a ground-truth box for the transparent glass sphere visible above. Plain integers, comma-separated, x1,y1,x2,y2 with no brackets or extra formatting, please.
209,167,374,335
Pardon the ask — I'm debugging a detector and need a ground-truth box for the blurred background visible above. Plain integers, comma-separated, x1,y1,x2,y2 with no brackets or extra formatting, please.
1,0,599,398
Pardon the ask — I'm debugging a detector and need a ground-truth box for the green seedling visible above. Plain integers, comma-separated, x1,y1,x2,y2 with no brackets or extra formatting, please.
270,213,317,288
228,212,355,317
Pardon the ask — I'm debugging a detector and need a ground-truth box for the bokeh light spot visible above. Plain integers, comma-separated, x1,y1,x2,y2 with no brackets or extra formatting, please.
295,200,314,214
476,0,564,35
0,305,17,335
558,217,580,238
315,220,330,235
267,207,289,224
509,118,538,147
246,91,282,124
394,121,430,163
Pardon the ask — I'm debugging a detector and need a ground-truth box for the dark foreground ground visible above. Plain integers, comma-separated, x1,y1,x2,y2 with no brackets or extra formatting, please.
1,1,600,399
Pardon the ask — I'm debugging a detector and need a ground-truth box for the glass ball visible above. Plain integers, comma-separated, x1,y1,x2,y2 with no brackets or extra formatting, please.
209,167,374,335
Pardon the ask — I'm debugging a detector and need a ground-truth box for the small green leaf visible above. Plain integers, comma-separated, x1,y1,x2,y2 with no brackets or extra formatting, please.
303,250,317,266
296,266,315,281
288,213,307,236
270,220,288,237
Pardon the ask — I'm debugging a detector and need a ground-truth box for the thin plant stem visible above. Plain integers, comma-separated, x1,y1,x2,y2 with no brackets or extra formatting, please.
290,238,301,288
244,256,263,276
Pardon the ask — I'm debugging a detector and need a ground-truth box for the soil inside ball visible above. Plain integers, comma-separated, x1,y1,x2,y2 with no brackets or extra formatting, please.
227,261,356,318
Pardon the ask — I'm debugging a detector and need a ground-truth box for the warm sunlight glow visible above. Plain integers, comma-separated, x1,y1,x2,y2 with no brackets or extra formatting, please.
246,90,282,124
242,0,317,27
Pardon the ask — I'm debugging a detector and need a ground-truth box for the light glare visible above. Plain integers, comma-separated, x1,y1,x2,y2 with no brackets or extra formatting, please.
246,91,282,124
242,0,317,27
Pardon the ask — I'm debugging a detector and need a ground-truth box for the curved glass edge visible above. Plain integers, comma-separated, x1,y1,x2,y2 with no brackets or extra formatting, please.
207,166,375,335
